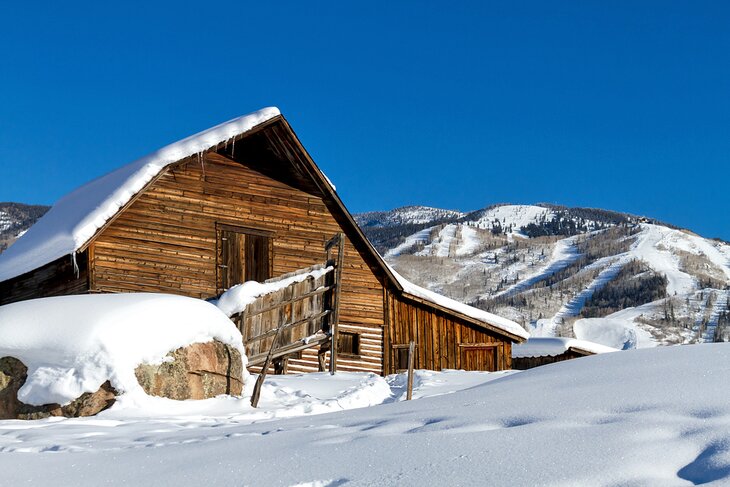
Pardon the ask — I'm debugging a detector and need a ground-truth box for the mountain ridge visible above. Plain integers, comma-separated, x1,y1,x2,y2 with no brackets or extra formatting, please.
356,203,730,350
0,202,49,254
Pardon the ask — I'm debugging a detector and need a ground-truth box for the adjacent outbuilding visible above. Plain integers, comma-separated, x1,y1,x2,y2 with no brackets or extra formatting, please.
511,337,617,370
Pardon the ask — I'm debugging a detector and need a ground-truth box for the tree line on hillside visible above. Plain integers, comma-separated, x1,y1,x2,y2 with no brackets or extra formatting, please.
0,202,50,254
581,260,668,318
360,218,462,254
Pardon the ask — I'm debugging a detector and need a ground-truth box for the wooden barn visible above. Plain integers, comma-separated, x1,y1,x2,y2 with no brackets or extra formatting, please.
511,337,616,370
0,107,528,375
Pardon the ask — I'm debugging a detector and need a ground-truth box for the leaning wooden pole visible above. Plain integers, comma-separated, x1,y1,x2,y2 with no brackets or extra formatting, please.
250,321,286,408
329,232,345,375
406,340,415,400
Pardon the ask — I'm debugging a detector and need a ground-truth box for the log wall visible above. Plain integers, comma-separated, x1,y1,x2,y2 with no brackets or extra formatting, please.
0,252,89,306
90,153,384,374
511,350,587,370
383,290,512,374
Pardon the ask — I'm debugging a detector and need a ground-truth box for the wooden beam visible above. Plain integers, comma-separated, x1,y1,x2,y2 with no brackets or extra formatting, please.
250,317,287,408
244,309,331,345
242,285,333,319
329,232,345,375
248,333,330,366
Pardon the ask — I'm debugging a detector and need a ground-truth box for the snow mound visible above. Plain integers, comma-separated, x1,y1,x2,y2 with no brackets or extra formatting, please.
512,337,617,358
0,293,244,406
5,344,730,485
0,107,280,283
573,317,640,350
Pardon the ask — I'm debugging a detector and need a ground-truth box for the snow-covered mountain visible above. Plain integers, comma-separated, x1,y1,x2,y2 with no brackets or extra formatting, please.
0,203,48,254
356,205,466,228
359,203,730,349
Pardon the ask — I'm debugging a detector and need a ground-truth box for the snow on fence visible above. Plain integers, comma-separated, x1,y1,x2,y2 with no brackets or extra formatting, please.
237,263,334,368
215,233,346,385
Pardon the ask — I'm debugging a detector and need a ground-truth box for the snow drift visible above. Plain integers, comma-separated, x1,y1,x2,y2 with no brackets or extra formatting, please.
2,344,730,485
0,293,244,406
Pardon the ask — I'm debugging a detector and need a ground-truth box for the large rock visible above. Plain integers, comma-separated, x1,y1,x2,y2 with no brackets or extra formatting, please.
0,340,244,420
135,341,244,400
0,356,117,420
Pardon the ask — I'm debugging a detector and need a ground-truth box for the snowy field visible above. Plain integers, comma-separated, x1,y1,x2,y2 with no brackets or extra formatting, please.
2,345,730,485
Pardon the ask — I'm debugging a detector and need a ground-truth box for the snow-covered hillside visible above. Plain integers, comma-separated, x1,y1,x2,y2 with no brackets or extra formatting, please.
355,205,465,228
468,204,556,237
0,203,48,254
364,203,730,349
3,344,730,485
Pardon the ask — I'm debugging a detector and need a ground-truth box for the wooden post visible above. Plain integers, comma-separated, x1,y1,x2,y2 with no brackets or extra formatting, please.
250,321,286,408
329,232,345,375
317,341,329,372
322,238,334,372
406,340,415,401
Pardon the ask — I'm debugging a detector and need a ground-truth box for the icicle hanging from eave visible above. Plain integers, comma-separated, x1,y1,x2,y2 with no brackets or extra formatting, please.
71,252,79,278
197,151,206,178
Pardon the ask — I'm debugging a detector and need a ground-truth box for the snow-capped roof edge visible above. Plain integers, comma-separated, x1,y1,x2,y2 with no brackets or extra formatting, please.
386,264,529,342
0,107,281,282
512,337,617,358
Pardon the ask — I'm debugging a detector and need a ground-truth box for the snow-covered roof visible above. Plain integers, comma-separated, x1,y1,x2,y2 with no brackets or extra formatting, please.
512,337,617,359
0,107,281,282
387,265,529,340
0,293,244,406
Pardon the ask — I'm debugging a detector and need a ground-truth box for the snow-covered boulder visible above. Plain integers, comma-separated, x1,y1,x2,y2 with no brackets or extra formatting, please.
0,293,246,419
0,356,116,419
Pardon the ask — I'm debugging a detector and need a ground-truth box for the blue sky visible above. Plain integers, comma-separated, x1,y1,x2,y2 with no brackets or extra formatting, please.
1,2,728,240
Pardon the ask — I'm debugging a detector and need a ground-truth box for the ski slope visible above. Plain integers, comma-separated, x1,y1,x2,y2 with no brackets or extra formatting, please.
543,224,728,337
455,225,481,257
383,227,434,257
417,223,458,258
495,235,582,299
702,290,730,342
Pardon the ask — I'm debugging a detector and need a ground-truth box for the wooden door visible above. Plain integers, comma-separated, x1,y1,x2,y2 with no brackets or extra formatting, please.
391,345,416,373
245,234,270,283
219,230,245,292
460,345,497,372
217,229,271,293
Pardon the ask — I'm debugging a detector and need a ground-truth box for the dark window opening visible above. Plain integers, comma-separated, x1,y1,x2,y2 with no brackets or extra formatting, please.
392,344,416,373
338,331,360,357
217,226,272,293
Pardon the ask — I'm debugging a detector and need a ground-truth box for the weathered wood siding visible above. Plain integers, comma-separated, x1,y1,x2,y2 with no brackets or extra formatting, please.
511,350,587,370
90,153,384,374
0,252,89,306
383,290,512,373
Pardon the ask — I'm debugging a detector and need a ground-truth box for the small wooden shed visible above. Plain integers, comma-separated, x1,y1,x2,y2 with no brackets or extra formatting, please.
0,107,528,375
511,337,617,370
